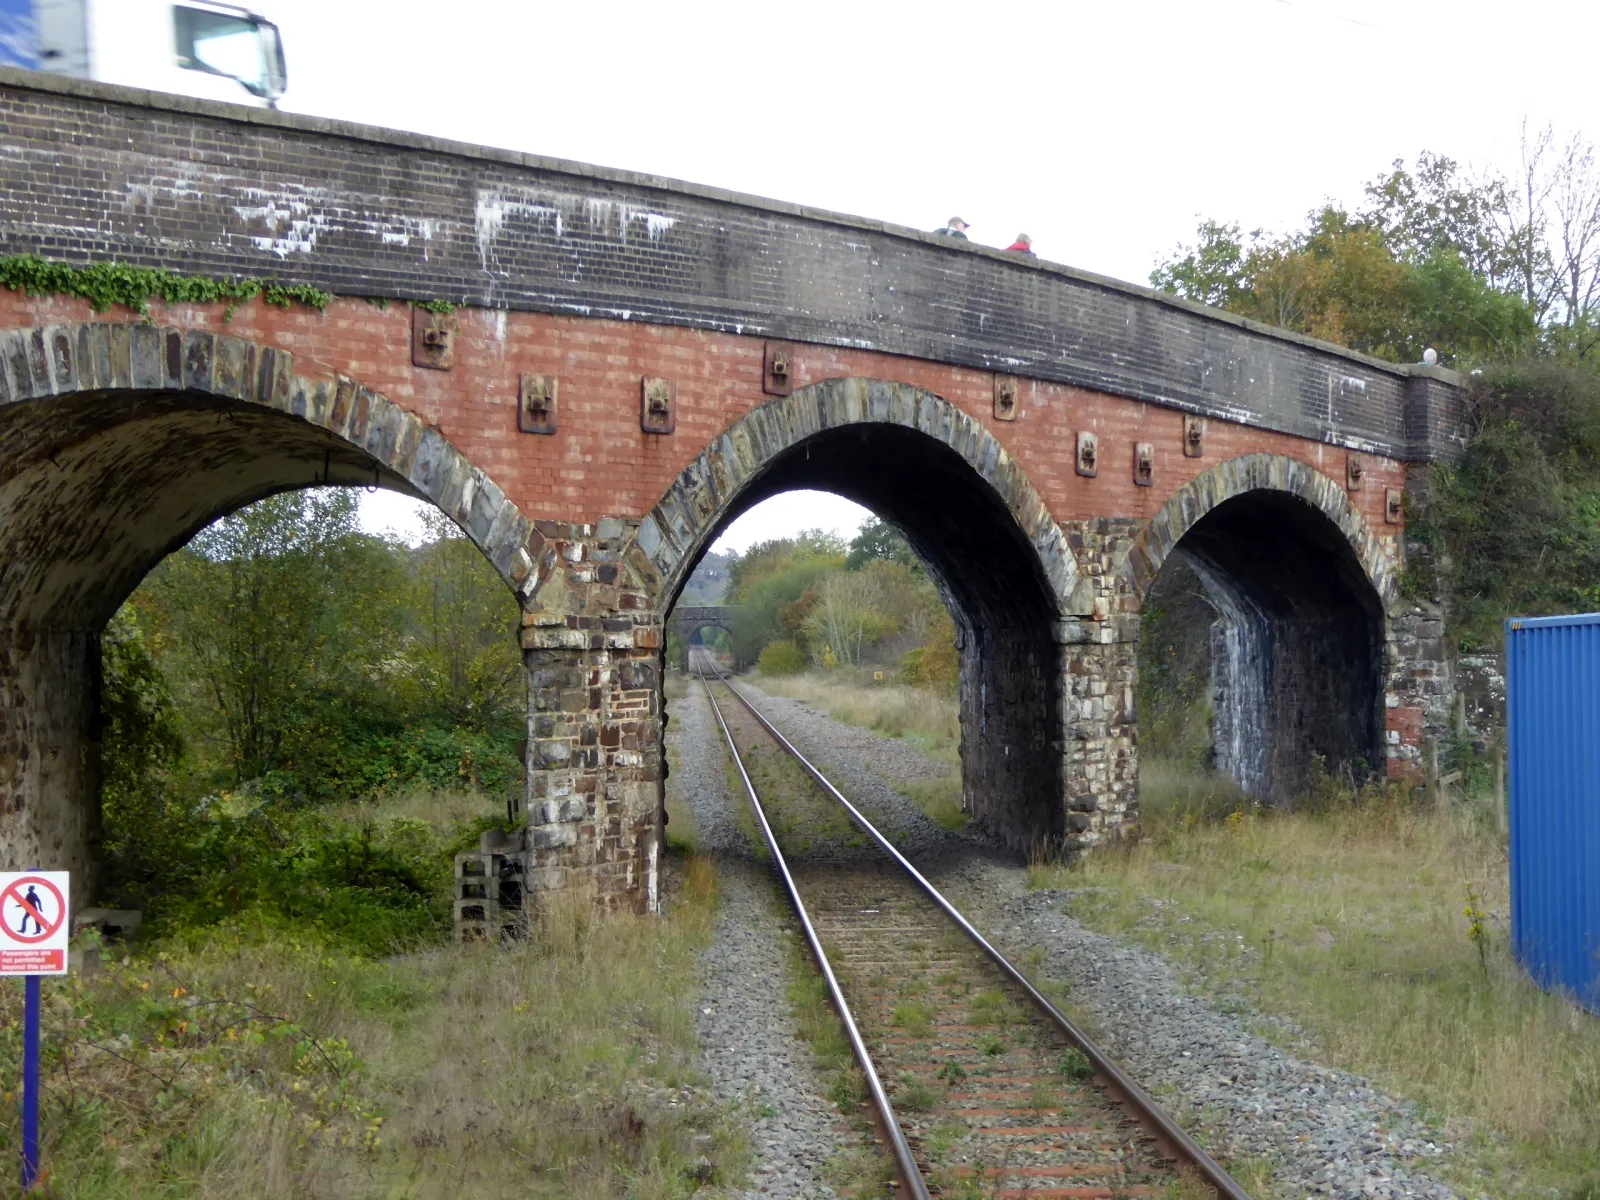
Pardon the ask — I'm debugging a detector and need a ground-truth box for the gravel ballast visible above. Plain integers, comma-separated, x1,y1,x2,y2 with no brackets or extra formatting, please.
666,681,847,1198
722,678,1469,1200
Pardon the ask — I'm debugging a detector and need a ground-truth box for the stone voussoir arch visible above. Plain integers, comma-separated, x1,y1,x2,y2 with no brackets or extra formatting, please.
1118,452,1400,610
635,377,1080,609
0,320,538,604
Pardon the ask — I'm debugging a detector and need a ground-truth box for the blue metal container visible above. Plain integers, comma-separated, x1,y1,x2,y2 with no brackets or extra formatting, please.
1506,612,1600,1013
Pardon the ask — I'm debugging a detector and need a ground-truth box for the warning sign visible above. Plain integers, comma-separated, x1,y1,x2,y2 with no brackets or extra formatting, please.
0,872,69,975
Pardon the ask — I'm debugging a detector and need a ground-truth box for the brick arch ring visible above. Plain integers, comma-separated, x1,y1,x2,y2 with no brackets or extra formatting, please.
1117,452,1399,609
0,320,539,603
633,376,1081,609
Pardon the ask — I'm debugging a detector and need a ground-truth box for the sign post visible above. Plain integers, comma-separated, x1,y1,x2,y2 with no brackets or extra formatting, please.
22,974,38,1190
0,871,69,1193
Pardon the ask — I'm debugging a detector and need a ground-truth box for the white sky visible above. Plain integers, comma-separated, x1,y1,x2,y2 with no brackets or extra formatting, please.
306,0,1599,552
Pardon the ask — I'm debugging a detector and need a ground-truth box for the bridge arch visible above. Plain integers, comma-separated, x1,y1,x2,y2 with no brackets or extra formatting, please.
641,377,1077,852
1119,453,1397,609
1120,454,1393,802
0,320,536,881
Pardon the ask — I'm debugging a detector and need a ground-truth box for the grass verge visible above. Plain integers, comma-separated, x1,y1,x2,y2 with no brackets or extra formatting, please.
0,803,744,1199
1032,760,1600,1199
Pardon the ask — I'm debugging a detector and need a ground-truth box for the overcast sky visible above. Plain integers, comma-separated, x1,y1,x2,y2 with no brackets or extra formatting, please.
314,0,1600,553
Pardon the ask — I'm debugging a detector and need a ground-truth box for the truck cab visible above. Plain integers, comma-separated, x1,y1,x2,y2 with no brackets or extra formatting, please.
0,0,286,107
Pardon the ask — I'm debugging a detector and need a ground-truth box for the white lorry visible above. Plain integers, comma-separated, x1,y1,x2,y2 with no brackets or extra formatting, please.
0,0,286,107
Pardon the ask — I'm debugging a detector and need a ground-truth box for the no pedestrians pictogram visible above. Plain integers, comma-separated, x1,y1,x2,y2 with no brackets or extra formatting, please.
0,872,70,976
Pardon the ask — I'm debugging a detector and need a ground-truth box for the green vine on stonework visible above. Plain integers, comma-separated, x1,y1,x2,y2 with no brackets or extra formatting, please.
0,255,467,325
0,255,332,319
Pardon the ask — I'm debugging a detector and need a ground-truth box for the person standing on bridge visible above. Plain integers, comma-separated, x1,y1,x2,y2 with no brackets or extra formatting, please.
1006,233,1035,256
935,217,970,239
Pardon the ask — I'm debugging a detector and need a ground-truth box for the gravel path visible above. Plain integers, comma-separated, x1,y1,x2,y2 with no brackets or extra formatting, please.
667,681,847,1198
728,678,1469,1200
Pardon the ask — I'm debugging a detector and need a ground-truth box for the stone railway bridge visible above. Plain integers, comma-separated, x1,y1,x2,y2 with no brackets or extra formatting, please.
671,607,735,648
0,70,1461,911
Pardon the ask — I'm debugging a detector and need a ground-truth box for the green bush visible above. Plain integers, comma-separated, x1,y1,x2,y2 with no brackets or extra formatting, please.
259,695,524,803
1421,361,1600,649
102,793,511,956
757,640,807,675
899,613,959,693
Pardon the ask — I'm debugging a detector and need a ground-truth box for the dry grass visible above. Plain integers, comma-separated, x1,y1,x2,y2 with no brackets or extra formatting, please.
755,670,958,750
899,773,969,833
1032,761,1600,1198
327,782,502,830
754,671,968,830
663,670,690,702
0,853,744,1199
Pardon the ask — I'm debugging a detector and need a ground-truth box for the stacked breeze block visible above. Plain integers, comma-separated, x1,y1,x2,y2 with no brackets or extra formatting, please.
453,830,526,942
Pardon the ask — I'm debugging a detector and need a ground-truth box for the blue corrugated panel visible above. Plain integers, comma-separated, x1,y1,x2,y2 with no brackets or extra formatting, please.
1506,612,1600,1014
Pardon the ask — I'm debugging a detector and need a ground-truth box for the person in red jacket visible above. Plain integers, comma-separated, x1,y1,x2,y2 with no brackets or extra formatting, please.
1006,233,1035,256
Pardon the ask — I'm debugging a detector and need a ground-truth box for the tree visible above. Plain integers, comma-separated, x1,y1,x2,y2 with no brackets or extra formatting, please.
1362,151,1508,282
726,530,848,600
857,559,944,646
725,532,847,666
398,509,523,728
1364,136,1600,357
139,488,404,784
803,571,895,667
1148,219,1255,311
1151,166,1540,365
100,604,185,797
845,517,923,573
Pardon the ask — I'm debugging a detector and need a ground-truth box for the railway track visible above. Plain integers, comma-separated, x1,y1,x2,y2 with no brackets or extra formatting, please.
692,651,1248,1200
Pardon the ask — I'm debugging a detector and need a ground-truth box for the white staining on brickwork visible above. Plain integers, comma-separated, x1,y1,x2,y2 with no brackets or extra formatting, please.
475,189,563,275
233,191,330,256
584,199,677,243
645,839,659,916
475,190,677,275
639,210,676,241
226,185,432,261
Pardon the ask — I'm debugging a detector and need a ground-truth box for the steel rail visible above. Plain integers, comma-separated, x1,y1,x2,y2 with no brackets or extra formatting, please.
697,669,934,1200
704,661,1252,1200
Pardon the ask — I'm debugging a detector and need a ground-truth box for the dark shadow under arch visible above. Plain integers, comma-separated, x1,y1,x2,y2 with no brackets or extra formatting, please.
649,380,1074,853
1126,457,1389,803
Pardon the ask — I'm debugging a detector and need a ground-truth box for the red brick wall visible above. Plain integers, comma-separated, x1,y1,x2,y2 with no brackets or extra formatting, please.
0,293,1406,543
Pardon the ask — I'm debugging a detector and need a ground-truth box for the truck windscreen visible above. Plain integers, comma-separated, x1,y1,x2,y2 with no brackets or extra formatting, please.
173,4,277,98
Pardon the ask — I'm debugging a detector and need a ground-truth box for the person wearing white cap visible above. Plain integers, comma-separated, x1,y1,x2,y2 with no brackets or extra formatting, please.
935,217,969,240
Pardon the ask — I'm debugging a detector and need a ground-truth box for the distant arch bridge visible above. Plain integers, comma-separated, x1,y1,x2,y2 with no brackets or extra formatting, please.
671,606,735,646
